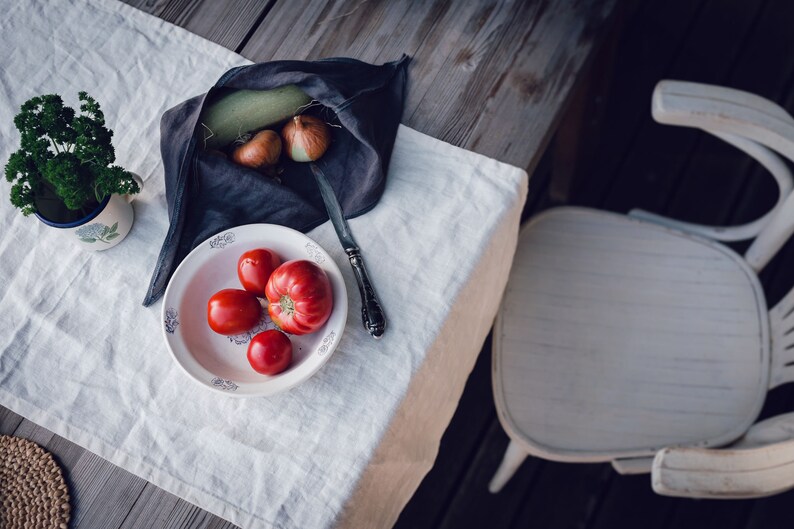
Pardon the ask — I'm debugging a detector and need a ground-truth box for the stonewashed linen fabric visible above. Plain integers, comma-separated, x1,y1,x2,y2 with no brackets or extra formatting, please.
0,1,528,528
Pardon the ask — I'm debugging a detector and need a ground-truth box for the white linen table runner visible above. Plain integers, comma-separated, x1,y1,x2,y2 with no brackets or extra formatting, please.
0,1,528,527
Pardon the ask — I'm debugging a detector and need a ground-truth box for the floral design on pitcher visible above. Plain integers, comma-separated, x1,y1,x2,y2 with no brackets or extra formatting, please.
209,231,235,249
210,377,238,392
164,308,179,334
76,221,119,244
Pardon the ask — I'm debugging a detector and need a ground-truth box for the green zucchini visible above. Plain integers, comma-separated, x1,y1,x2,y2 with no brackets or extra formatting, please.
198,85,312,150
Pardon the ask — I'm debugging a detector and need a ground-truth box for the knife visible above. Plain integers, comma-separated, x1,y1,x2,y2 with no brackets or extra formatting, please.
310,163,386,339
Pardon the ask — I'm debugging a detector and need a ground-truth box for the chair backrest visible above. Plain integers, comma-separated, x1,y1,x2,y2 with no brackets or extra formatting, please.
651,80,794,272
768,285,794,388
651,81,794,390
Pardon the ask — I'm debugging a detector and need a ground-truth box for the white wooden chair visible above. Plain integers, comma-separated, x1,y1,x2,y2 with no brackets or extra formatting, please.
489,80,794,499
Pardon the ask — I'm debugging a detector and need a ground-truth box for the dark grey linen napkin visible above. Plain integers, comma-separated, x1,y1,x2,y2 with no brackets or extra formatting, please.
143,56,410,306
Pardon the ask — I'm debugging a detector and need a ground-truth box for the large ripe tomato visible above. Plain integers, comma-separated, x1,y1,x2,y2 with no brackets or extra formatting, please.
207,289,262,335
247,330,293,375
265,260,333,335
238,248,282,296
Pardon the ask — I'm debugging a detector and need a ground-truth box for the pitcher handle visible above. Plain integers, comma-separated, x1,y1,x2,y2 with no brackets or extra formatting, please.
125,172,144,203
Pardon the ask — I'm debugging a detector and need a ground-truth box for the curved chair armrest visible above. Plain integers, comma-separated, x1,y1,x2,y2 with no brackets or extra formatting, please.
652,413,794,499
633,81,794,270
652,80,794,158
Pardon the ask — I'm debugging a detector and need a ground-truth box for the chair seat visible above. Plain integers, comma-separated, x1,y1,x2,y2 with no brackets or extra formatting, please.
493,207,770,462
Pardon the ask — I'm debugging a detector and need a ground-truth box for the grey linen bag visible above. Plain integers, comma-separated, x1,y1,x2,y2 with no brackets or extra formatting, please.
144,55,410,306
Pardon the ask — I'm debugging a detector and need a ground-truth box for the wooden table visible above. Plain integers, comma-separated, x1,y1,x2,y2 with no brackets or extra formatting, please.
0,1,621,526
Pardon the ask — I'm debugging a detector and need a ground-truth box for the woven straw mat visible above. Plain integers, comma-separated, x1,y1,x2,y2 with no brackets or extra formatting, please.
0,435,70,529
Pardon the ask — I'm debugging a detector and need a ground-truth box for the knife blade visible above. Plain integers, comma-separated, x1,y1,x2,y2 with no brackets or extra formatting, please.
310,163,386,339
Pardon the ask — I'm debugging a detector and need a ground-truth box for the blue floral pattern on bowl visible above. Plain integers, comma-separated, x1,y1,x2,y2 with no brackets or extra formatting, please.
209,231,235,249
227,312,274,345
317,331,336,357
210,377,238,391
305,242,326,263
164,308,179,334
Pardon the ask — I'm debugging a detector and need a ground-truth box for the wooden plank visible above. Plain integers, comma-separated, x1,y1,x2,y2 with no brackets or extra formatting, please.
664,499,752,529
120,0,269,51
206,518,239,529
0,405,24,434
241,1,429,61
570,0,706,207
118,484,181,528
12,418,56,446
435,420,542,529
158,500,219,528
120,485,241,529
588,474,675,529
85,476,234,529
508,462,612,529
743,488,794,529
600,0,765,215
241,0,619,172
453,1,617,173
68,451,148,528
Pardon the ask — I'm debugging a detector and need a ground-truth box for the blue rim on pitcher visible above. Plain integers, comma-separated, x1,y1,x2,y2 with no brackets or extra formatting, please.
34,194,111,228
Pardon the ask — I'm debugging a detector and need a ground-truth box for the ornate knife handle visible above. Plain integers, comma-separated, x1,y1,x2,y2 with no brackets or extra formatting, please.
346,248,386,339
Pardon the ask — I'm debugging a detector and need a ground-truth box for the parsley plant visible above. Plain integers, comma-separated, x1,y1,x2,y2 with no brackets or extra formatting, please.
4,92,139,216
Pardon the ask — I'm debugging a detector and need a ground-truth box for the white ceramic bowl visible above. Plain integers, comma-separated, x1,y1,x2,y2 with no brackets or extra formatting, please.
161,224,347,397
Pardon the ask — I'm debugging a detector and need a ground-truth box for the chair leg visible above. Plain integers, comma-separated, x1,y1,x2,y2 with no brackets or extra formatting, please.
611,457,654,475
488,439,528,493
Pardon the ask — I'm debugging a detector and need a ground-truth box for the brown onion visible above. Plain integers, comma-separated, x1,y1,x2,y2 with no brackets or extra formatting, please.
231,130,282,170
281,115,331,162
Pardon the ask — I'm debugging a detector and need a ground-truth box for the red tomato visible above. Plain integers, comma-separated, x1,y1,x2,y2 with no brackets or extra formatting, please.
265,260,333,335
207,289,262,335
237,248,282,296
247,330,293,375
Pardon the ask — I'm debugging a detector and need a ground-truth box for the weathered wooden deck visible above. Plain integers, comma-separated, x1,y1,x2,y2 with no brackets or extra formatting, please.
6,0,794,527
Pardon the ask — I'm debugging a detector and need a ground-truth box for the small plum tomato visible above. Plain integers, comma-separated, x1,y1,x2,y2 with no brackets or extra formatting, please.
207,288,262,336
247,329,293,375
237,248,282,296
